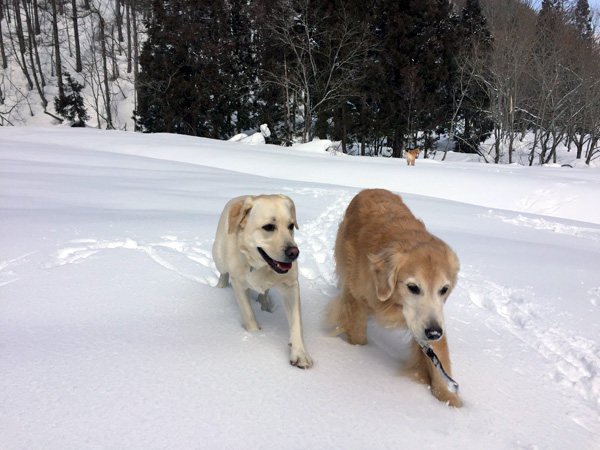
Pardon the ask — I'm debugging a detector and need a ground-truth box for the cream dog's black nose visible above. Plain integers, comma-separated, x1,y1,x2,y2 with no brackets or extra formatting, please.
285,246,299,261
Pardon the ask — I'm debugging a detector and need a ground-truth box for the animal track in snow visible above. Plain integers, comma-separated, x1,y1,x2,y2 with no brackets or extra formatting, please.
45,237,216,285
292,189,355,291
461,270,600,422
0,252,36,287
517,187,579,217
482,211,600,242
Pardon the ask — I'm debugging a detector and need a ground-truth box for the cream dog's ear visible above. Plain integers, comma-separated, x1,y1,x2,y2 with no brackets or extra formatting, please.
228,197,254,234
368,246,407,301
278,194,299,229
289,198,299,230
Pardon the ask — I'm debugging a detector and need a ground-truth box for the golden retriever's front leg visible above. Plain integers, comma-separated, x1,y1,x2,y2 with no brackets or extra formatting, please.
327,287,369,345
280,283,313,369
342,290,369,346
412,338,462,407
231,279,260,331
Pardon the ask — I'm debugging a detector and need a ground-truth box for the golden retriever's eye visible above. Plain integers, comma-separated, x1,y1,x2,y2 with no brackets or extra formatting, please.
262,224,276,232
407,284,420,295
440,286,449,295
288,223,295,231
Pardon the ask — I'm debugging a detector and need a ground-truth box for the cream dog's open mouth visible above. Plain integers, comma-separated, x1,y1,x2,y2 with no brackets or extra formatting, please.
258,248,292,274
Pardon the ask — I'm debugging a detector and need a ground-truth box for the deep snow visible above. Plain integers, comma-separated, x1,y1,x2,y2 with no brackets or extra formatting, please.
1,127,600,449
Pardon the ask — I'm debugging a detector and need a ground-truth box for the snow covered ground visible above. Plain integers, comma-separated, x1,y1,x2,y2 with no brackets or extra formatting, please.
1,127,600,449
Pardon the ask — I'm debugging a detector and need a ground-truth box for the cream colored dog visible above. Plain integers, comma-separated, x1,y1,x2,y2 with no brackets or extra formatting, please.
327,189,461,406
405,149,421,166
212,194,313,369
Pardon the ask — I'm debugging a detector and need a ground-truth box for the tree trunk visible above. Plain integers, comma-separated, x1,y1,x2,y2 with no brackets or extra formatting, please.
341,102,347,154
13,0,25,54
131,0,139,80
126,0,132,73
360,93,366,157
98,13,113,129
51,0,64,97
22,0,47,108
72,0,82,72
0,0,7,69
12,0,34,89
284,55,291,144
115,0,124,43
32,0,40,34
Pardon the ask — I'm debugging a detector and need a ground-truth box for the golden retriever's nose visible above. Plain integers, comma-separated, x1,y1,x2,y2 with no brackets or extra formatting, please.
425,325,443,341
285,246,299,261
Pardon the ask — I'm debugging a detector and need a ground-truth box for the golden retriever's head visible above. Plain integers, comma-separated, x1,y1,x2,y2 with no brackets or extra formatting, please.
228,194,299,274
369,240,459,342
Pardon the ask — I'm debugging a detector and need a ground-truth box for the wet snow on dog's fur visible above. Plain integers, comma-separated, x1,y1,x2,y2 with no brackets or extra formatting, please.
1,127,600,449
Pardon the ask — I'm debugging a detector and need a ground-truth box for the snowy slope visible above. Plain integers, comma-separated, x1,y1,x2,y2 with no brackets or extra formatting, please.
1,127,600,449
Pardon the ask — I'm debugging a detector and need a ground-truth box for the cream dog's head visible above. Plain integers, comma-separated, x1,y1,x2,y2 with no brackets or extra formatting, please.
369,240,459,343
228,194,299,274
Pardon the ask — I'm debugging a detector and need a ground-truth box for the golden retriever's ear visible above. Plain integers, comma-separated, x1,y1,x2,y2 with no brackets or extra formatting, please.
228,199,253,234
368,247,405,301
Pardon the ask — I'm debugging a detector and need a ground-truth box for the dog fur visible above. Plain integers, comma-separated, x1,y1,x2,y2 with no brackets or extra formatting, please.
326,189,461,406
405,149,421,166
212,194,313,369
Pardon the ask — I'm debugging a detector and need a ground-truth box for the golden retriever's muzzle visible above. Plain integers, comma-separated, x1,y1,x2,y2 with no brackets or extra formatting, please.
258,246,299,274
424,322,443,341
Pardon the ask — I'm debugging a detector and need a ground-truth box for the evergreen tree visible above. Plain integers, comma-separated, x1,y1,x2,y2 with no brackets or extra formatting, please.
54,72,90,126
573,0,593,41
136,0,240,138
369,0,459,157
228,0,259,133
454,0,494,154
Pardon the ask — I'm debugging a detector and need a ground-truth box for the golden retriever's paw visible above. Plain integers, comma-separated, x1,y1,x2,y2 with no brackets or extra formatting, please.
289,347,313,369
432,388,462,408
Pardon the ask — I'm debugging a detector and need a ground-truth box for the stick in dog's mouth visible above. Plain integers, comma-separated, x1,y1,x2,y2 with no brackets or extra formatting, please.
419,342,459,393
258,247,293,274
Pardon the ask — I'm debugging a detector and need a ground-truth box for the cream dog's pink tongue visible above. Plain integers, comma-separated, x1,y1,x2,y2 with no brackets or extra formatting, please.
275,261,292,271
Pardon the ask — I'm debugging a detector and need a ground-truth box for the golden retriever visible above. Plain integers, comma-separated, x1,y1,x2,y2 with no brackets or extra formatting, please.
326,189,461,406
212,194,313,369
405,149,421,166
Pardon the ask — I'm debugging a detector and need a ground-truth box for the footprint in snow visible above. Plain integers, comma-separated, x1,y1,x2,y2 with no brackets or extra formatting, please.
45,237,217,285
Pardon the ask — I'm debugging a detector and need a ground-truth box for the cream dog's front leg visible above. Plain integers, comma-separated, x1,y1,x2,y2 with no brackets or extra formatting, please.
231,279,260,331
280,283,313,369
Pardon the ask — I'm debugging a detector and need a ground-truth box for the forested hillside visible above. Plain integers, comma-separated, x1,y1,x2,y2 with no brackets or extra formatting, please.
1,0,599,164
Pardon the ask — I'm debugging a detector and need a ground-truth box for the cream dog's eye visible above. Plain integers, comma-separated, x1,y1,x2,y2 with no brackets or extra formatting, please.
407,284,420,295
288,223,295,231
440,286,449,295
262,224,276,232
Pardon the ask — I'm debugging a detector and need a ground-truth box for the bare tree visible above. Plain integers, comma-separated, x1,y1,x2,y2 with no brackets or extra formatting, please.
479,0,536,164
10,0,34,89
262,0,372,143
22,0,47,108
96,9,113,128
